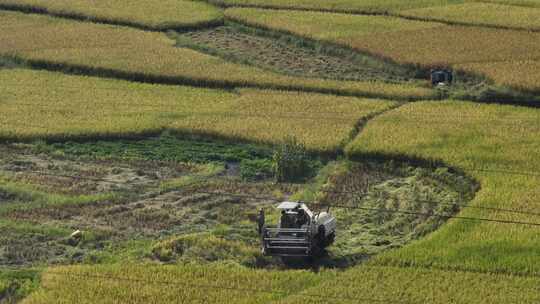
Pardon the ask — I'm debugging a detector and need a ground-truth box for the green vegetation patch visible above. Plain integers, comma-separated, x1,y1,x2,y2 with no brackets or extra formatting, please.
0,177,116,214
45,133,273,167
0,268,40,303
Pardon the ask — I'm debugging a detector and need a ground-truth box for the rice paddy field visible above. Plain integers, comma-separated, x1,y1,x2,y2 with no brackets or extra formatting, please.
226,7,540,92
347,101,540,275
209,0,463,13
0,69,396,152
0,0,224,30
1,0,540,303
400,2,540,30
0,10,433,101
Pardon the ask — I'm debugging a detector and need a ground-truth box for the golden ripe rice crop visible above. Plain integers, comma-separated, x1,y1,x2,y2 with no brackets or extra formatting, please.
21,264,329,304
479,0,540,8
225,8,440,40
227,8,540,91
22,262,540,303
456,60,540,91
0,69,396,152
281,266,540,304
400,2,540,31
347,100,540,172
346,100,540,275
0,11,434,100
0,0,223,30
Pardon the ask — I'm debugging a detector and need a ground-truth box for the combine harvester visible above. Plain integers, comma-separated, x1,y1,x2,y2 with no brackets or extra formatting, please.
257,202,336,259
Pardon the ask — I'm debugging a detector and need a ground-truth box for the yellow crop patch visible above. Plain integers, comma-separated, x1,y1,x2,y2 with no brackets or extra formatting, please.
0,0,223,30
0,69,396,152
0,11,434,100
227,7,540,91
401,2,540,30
211,0,460,13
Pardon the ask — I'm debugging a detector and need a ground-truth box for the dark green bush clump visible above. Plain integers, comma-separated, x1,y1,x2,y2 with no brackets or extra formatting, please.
272,137,317,182
239,159,273,181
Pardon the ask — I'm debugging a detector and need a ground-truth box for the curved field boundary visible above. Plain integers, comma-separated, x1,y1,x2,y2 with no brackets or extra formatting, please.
0,68,398,155
0,1,224,32
346,100,540,276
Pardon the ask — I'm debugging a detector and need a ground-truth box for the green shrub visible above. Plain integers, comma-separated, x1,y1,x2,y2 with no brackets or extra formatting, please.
239,159,273,181
272,137,314,182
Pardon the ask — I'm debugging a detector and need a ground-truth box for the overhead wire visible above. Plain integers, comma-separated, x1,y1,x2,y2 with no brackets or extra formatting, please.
6,169,540,227
1,9,540,303
182,189,540,227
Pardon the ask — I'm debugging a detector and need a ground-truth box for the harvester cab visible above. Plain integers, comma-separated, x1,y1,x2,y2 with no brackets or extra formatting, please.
258,202,336,258
431,68,453,86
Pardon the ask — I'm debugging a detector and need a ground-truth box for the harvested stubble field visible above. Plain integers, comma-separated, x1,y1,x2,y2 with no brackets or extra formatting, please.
227,7,540,92
0,69,396,152
1,143,480,302
0,0,223,30
0,11,434,100
174,25,413,83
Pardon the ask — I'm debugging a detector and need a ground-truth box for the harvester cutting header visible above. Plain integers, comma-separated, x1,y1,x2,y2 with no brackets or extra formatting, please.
257,201,336,258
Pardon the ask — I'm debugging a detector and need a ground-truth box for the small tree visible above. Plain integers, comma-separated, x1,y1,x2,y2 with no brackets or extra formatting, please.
272,136,311,182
